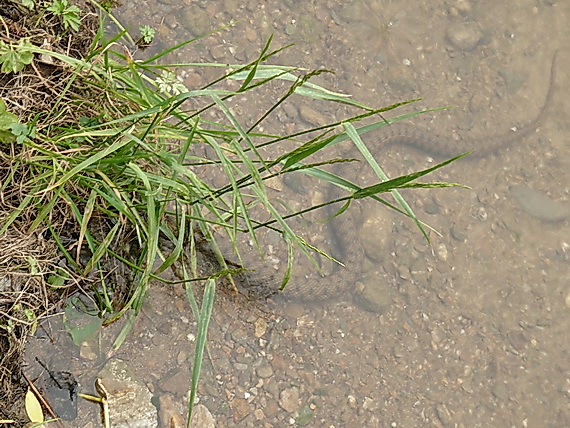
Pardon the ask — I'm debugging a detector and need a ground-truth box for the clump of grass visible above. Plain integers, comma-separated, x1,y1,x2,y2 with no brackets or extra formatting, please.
0,1,465,424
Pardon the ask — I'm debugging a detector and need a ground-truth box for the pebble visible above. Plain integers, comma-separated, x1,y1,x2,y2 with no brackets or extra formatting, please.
158,368,191,396
437,243,449,262
436,403,453,426
181,6,211,37
353,277,392,314
96,359,158,428
492,382,508,400
256,364,274,378
190,404,215,428
279,387,300,413
231,397,250,421
298,105,329,127
158,394,184,428
509,185,570,222
296,405,316,426
233,362,249,371
79,342,98,361
359,204,392,262
446,21,483,51
210,44,227,61
254,317,268,338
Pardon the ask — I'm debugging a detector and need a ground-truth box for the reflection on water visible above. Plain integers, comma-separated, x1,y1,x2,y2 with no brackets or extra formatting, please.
24,0,570,426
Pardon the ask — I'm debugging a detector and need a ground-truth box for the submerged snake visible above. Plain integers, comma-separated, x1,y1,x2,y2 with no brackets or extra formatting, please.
248,52,559,301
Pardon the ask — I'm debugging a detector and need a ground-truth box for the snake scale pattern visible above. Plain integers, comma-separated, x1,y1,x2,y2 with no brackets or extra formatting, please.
253,52,559,301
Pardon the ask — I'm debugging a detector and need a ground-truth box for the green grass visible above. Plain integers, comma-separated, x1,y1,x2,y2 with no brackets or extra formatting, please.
0,2,466,424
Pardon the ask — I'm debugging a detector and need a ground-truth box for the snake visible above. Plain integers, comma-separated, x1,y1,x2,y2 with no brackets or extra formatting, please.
242,51,559,301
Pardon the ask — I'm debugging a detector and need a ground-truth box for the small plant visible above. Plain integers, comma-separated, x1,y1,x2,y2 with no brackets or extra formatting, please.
46,0,81,31
0,39,35,73
137,25,156,47
0,100,19,141
21,0,36,9
9,122,37,144
155,70,187,95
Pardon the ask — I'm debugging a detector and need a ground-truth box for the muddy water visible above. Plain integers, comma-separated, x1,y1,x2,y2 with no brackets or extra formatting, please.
25,1,570,427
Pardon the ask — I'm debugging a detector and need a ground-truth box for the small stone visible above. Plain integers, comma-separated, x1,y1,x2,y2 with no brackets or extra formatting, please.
190,404,215,428
158,394,184,428
450,226,466,242
253,408,265,420
436,403,453,426
254,317,268,338
231,398,250,421
359,205,392,262
498,69,526,94
79,342,98,361
298,105,328,127
159,368,191,396
446,21,483,51
492,382,507,400
362,396,379,412
96,359,158,428
176,350,188,366
437,243,449,262
347,395,357,409
295,405,316,426
279,387,300,413
210,44,227,61
423,200,441,215
183,72,203,89
256,364,274,379
182,6,210,37
232,328,248,342
353,278,392,314
509,185,570,222
233,362,248,371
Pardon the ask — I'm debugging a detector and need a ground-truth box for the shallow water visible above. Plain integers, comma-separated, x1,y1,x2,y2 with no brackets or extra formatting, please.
25,0,570,426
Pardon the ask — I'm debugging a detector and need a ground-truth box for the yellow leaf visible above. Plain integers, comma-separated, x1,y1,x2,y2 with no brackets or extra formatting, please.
25,389,44,424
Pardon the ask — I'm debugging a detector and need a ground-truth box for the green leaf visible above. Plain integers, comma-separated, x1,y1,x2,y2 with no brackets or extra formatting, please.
0,99,18,131
9,122,35,143
0,39,34,74
64,297,103,346
47,0,81,31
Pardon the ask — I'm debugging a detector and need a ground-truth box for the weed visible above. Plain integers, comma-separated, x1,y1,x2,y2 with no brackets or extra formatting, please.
137,24,156,47
0,38,35,73
46,0,81,31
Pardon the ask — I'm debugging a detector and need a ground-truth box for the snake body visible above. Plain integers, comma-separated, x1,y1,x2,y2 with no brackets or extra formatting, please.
257,52,559,301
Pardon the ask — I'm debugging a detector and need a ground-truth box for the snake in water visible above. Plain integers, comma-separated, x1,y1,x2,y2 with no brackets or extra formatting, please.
246,51,559,301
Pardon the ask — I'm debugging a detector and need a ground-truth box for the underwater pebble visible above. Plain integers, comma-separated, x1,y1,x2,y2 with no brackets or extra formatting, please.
446,21,483,51
254,317,268,338
353,278,392,314
96,359,158,428
509,185,570,222
190,404,215,428
158,394,184,428
230,397,250,421
181,6,210,37
256,364,274,378
296,405,316,426
279,387,300,413
158,368,191,396
299,105,329,127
